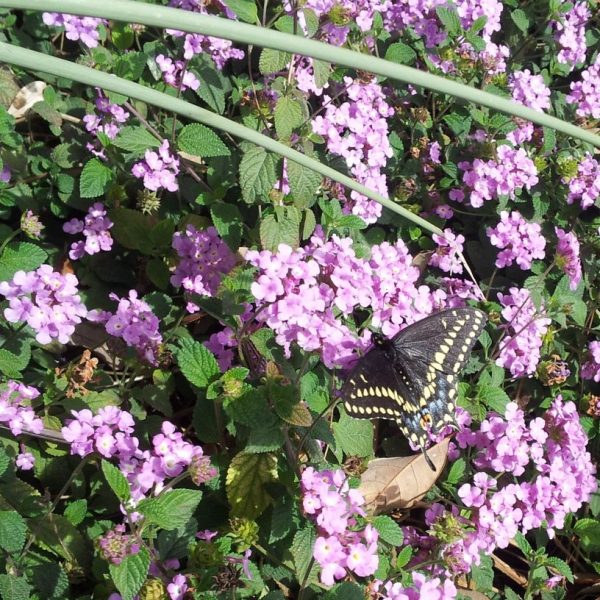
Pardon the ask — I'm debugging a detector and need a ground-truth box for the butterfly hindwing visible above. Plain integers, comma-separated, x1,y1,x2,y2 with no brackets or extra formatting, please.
342,308,487,456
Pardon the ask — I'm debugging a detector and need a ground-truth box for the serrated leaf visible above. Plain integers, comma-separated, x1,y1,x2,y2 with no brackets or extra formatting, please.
287,160,322,208
513,531,533,555
324,582,364,599
137,489,202,530
372,515,403,545
258,48,291,74
0,575,31,600
0,511,26,554
28,562,69,600
312,59,331,88
109,208,156,254
0,342,31,379
112,126,160,154
178,123,230,158
177,338,220,388
101,460,131,502
246,425,285,453
471,554,493,591
274,97,304,139
446,457,466,485
545,556,574,582
0,242,47,283
436,6,462,35
385,42,417,65
63,499,87,526
239,146,280,204
396,545,413,568
291,527,318,584
510,8,530,32
222,0,258,22
210,202,242,250
196,65,226,114
477,385,510,414
301,208,317,240
109,548,150,600
574,518,600,550
260,207,301,251
226,452,278,519
333,411,373,458
79,158,114,198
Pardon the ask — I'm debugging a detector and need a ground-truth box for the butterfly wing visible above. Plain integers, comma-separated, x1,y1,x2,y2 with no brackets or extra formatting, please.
341,308,487,456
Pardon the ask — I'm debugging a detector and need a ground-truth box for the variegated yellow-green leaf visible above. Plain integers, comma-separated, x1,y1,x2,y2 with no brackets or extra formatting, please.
226,452,278,519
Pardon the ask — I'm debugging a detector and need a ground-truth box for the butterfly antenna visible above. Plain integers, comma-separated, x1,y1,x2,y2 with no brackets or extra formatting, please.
422,448,436,472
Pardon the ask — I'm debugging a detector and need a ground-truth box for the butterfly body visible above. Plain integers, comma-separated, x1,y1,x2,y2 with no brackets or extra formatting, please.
341,308,487,469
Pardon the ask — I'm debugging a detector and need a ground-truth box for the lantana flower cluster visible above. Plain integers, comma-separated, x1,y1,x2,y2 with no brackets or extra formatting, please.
453,146,539,207
0,381,43,469
554,227,582,290
89,290,163,365
42,12,106,48
566,54,600,119
496,287,551,378
429,229,465,274
63,202,114,260
581,341,600,382
83,92,130,142
166,0,245,69
487,211,546,270
246,231,447,368
132,140,180,193
170,225,237,313
563,153,600,209
156,54,200,92
553,1,590,68
312,77,394,223
373,573,457,600
431,398,596,573
0,265,88,345
301,467,378,586
62,406,216,502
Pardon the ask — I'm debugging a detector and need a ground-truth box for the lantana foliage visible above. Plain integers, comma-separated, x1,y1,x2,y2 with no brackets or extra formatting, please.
0,0,599,599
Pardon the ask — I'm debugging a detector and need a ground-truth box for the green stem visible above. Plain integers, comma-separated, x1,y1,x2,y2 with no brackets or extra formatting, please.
0,227,22,255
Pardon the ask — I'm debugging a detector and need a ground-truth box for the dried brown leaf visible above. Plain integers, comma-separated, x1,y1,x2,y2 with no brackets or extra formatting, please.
358,438,450,514
8,81,47,118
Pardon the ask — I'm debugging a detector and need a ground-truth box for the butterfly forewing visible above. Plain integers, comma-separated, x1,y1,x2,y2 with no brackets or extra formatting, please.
342,308,487,456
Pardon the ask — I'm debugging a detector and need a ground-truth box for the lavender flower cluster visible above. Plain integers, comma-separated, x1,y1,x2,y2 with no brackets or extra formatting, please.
496,287,551,378
0,265,88,345
487,211,546,270
555,227,582,290
567,54,600,119
564,153,600,209
132,140,180,193
301,467,378,586
63,202,114,260
553,1,590,68
312,77,394,223
62,406,216,502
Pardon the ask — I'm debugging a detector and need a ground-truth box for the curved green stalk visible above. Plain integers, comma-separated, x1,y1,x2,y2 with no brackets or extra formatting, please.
0,42,440,234
2,0,599,148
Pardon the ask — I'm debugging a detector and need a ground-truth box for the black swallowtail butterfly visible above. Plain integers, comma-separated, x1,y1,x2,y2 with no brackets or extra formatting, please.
341,307,487,470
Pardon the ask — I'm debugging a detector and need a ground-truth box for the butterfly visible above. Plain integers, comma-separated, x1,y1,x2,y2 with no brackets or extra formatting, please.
341,307,487,470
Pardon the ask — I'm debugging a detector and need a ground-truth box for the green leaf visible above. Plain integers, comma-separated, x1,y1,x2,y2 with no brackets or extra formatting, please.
396,545,413,568
176,338,220,388
28,562,69,600
301,208,317,240
226,451,278,519
63,499,87,526
332,411,373,458
222,0,258,23
503,588,522,600
544,556,574,583
574,518,600,551
385,42,417,65
239,145,280,204
178,123,230,158
274,97,304,139
146,258,170,290
477,385,510,414
443,113,472,137
0,511,26,554
513,531,533,556
0,342,31,379
446,457,466,485
258,48,291,75
0,242,47,283
312,59,331,88
137,489,202,530
101,460,131,503
510,8,530,32
210,202,242,250
112,126,159,154
246,425,285,453
260,206,301,251
196,63,227,114
287,160,322,208
373,515,403,546
324,582,364,599
109,548,150,600
79,158,114,198
435,6,462,35
291,527,318,584
471,554,494,591
109,208,155,254
0,575,32,600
